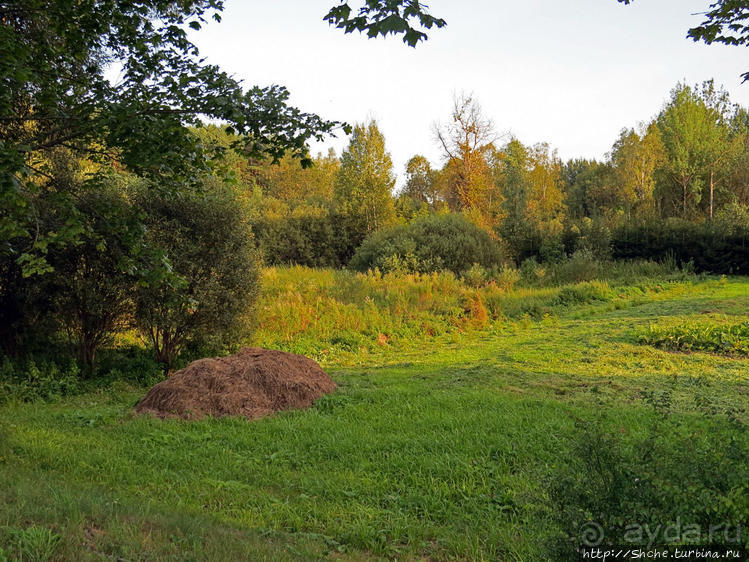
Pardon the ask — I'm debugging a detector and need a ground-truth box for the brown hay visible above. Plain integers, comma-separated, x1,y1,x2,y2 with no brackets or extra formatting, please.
135,347,336,420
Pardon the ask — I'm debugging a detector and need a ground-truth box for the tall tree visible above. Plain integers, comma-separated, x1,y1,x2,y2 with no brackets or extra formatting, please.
698,81,743,219
434,94,502,230
402,155,440,207
262,149,340,205
527,143,567,230
657,83,716,218
610,122,665,218
496,138,532,240
334,121,397,235
657,81,741,218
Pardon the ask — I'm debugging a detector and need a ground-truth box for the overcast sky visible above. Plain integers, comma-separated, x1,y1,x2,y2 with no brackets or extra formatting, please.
189,0,748,187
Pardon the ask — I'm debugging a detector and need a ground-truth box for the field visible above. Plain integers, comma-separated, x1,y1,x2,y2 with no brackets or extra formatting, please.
1,268,748,561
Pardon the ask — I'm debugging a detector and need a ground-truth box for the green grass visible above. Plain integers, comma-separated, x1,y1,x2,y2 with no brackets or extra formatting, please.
1,273,748,560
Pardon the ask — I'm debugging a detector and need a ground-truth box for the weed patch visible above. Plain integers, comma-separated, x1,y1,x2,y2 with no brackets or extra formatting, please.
638,319,749,356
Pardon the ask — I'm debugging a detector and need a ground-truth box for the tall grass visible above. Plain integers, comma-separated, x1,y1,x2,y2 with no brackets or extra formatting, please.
252,262,691,360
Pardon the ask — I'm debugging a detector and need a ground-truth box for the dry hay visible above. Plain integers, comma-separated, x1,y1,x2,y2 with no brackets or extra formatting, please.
135,347,336,420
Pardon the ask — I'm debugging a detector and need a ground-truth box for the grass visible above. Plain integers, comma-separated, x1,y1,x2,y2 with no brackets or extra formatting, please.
1,270,748,560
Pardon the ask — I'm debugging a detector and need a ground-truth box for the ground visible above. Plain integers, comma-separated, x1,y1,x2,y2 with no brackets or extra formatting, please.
1,273,747,561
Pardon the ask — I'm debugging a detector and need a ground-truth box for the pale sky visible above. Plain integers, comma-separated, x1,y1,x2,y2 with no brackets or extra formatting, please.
189,1,748,187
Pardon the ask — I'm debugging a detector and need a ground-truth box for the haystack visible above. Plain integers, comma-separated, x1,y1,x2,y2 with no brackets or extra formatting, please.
135,347,335,420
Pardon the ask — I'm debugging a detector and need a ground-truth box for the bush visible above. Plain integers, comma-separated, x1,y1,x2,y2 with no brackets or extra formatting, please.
564,217,612,260
0,356,81,404
349,213,504,275
493,265,521,291
519,257,546,283
94,347,165,386
612,221,749,274
135,185,262,370
251,205,344,268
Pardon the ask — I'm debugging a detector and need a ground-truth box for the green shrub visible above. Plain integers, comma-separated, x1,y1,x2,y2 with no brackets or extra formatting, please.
539,253,685,287
565,217,612,260
0,357,81,404
349,213,504,275
41,182,144,370
492,265,521,291
481,286,555,319
135,185,262,370
462,263,489,288
519,257,546,283
94,348,165,386
251,205,344,268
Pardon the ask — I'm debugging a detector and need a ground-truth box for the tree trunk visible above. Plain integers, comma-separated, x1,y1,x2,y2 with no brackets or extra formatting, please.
709,170,714,220
682,183,687,218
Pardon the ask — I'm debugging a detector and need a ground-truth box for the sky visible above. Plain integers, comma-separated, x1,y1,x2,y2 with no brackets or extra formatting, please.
188,0,748,187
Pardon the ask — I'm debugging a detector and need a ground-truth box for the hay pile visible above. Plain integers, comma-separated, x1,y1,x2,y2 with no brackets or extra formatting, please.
135,347,335,420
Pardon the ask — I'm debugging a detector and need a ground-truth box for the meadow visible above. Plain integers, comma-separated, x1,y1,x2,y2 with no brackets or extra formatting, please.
1,265,748,561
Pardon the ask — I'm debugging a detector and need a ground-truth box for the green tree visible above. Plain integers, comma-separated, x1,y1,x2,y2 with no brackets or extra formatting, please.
334,121,397,236
527,143,567,229
657,83,714,217
698,82,744,219
402,155,439,207
324,0,446,46
494,139,566,261
657,81,741,218
610,122,665,218
1,0,346,279
496,139,532,240
261,149,340,206
48,183,144,370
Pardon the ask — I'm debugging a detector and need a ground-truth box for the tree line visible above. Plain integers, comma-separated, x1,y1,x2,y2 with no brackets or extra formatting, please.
246,80,749,269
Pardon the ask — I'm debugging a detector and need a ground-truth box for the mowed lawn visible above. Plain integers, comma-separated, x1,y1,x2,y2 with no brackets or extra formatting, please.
1,277,748,561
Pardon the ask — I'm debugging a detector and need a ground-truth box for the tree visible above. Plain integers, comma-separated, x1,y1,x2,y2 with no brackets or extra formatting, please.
48,183,144,370
334,121,397,236
493,139,566,261
402,155,439,207
527,143,567,230
261,149,340,205
698,82,744,219
0,0,349,280
434,94,502,230
496,139,532,239
657,83,715,218
610,122,665,218
657,81,741,218
324,0,446,46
